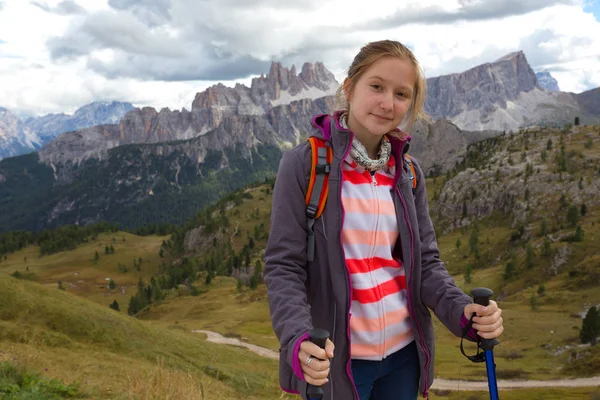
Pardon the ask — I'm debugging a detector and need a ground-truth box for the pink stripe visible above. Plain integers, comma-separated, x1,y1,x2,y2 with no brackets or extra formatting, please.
343,228,397,246
350,308,410,333
351,330,414,358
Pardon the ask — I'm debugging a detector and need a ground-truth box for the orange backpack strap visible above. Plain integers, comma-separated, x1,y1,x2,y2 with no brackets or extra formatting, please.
404,154,417,191
305,137,332,262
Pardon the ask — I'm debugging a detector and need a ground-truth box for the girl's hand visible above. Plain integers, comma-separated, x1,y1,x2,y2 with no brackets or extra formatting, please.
298,338,335,386
464,300,504,339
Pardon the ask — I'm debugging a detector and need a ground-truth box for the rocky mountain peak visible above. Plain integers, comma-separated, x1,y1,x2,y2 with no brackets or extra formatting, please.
424,49,553,131
536,71,560,92
191,61,338,118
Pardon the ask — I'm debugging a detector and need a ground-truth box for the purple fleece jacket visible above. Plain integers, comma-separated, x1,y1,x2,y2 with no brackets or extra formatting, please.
263,112,478,400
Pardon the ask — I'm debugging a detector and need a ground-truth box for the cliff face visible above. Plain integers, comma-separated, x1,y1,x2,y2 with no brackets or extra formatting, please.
424,51,586,131
0,101,133,160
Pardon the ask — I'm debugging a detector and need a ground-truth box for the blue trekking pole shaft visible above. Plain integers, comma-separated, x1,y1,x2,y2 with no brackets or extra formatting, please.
306,328,330,400
484,348,499,398
472,288,500,400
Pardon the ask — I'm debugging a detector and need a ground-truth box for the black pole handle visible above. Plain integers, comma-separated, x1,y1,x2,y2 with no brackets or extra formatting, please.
306,328,330,400
470,288,499,351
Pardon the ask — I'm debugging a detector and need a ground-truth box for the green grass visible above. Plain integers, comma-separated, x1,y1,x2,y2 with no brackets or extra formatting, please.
139,277,277,350
0,361,83,399
428,387,600,400
0,231,170,309
0,274,294,400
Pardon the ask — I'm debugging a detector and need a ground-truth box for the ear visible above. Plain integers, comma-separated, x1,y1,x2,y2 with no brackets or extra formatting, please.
342,78,352,102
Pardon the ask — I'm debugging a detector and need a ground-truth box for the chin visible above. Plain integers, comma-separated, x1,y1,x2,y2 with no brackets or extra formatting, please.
367,124,393,137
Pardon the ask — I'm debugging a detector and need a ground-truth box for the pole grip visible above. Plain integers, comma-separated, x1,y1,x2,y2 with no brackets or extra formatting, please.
306,328,330,400
470,288,499,351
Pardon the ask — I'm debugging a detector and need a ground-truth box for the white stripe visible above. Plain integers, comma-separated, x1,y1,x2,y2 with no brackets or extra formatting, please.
343,243,398,260
350,291,410,319
349,266,405,290
343,212,398,231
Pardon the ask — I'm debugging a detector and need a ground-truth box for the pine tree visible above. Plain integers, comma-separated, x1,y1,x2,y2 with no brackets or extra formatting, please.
464,264,472,284
525,244,534,269
254,260,263,284
539,219,547,237
110,300,120,311
469,229,479,256
249,274,258,290
110,244,115,254
105,245,110,255
94,251,99,261
530,294,539,311
504,260,515,280
109,279,116,290
580,306,599,345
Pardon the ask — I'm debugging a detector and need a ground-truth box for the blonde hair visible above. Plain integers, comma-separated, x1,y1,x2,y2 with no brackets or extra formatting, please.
336,40,429,134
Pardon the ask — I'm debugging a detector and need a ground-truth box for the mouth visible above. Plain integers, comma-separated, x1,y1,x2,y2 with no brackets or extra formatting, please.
372,114,392,121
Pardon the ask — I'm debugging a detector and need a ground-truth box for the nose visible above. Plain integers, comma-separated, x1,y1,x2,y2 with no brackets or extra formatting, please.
380,91,394,112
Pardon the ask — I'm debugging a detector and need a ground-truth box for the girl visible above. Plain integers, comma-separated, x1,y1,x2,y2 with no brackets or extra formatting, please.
263,40,503,400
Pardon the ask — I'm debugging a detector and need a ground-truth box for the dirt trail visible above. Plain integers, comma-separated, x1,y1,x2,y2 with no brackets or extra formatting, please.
192,330,600,391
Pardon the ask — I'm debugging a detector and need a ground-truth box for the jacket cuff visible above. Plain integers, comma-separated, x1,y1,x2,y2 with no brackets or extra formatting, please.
291,332,310,381
460,314,479,341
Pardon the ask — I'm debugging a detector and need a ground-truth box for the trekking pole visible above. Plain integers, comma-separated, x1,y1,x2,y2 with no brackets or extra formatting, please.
472,287,500,400
306,328,330,400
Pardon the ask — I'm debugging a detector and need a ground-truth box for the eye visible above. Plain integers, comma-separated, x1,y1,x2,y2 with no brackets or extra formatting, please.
396,92,406,98
371,84,382,90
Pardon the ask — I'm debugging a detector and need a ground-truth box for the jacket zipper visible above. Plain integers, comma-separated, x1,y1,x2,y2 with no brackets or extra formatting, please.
369,171,386,354
396,185,431,399
339,135,360,400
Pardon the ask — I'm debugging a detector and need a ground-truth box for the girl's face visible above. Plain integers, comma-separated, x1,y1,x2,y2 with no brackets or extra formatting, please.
345,56,416,139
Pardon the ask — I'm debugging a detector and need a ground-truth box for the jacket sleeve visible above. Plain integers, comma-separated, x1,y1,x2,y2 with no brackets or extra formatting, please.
263,147,313,376
411,156,475,338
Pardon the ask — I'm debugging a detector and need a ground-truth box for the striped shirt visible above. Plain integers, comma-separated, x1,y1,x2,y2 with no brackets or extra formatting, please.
341,151,415,360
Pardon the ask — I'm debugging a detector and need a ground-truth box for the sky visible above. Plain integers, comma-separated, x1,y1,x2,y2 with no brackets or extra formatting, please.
0,0,599,118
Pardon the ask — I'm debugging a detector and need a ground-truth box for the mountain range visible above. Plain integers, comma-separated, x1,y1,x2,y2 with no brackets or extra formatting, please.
0,101,134,160
1,51,599,232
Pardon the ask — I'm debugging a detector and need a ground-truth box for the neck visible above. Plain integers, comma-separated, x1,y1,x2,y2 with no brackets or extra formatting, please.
346,116,381,159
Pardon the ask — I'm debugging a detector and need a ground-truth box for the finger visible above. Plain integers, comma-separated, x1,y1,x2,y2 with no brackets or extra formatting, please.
302,357,330,372
473,316,503,332
473,309,502,325
302,364,330,380
464,303,486,319
305,375,329,386
482,301,498,314
325,339,335,358
300,341,328,360
477,324,504,339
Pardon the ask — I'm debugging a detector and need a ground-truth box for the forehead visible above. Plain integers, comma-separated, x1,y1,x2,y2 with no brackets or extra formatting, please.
362,56,416,87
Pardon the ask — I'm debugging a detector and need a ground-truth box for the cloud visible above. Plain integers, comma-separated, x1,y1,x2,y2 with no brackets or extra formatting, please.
353,0,579,30
108,0,171,27
1,0,599,117
0,2,4,12
31,0,87,15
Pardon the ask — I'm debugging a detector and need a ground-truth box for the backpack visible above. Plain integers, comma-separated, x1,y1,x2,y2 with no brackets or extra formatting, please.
305,135,417,262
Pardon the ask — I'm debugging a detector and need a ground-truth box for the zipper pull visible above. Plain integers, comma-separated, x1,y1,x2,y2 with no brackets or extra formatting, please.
371,173,377,186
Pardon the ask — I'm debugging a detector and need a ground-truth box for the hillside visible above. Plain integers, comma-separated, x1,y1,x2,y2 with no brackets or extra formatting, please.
0,274,294,399
0,231,170,309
